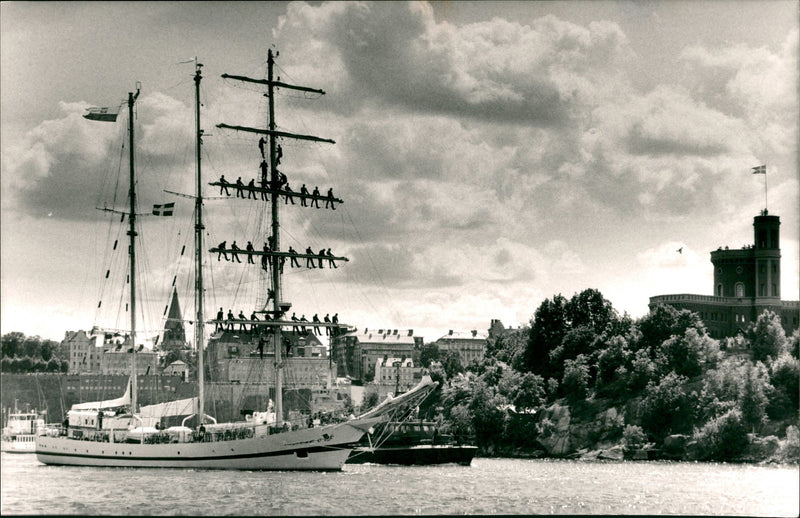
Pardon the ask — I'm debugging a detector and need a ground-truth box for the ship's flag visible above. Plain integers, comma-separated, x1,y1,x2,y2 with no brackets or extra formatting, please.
152,202,175,216
752,165,766,174
84,106,119,122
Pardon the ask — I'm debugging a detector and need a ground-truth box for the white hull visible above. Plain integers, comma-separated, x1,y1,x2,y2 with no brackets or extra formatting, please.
36,419,379,470
2,436,37,454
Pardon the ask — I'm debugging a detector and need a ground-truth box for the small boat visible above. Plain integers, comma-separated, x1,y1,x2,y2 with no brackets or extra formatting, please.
2,406,46,454
347,420,477,466
36,51,437,470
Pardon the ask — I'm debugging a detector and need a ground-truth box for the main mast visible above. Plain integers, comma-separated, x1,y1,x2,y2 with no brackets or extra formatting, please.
194,63,206,424
217,49,338,425
127,86,140,414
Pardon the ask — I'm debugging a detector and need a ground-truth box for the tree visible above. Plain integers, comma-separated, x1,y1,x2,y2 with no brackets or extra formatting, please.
595,335,631,397
738,361,769,431
419,342,440,368
566,288,617,335
1,331,24,358
361,392,380,411
655,328,707,378
749,310,788,363
441,350,463,379
693,408,749,461
767,353,799,420
524,294,569,375
562,354,590,403
511,372,546,412
640,372,694,439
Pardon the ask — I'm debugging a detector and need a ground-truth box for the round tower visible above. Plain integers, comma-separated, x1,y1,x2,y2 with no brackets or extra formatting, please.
753,210,781,299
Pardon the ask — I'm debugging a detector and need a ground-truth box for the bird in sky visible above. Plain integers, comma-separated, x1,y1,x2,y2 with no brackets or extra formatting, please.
677,247,683,254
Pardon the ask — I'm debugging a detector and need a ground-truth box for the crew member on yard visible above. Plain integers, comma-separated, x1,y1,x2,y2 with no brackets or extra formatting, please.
325,188,336,210
219,175,231,196
305,247,316,268
230,241,242,263
217,241,228,261
311,186,321,208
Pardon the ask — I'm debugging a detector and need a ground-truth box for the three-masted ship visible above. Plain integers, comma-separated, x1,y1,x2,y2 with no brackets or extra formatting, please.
36,50,436,470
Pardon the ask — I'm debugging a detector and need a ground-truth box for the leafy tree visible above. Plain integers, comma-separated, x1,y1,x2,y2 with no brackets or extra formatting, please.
548,325,597,381
749,310,788,363
566,288,617,335
767,353,799,420
595,335,631,398
622,425,648,451
637,305,705,354
640,372,694,439
441,350,464,379
562,354,590,403
788,329,799,359
487,328,527,366
655,328,707,378
627,347,657,393
698,357,746,421
693,408,749,461
498,370,545,412
738,361,769,431
419,342,440,368
524,294,569,376
1,331,24,358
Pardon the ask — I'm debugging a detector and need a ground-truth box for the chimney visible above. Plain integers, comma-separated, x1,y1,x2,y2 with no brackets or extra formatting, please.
472,330,477,337
408,330,413,336
449,330,453,335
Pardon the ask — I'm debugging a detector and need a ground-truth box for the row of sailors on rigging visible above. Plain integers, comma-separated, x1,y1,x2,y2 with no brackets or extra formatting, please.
214,307,338,337
216,240,339,269
217,172,337,209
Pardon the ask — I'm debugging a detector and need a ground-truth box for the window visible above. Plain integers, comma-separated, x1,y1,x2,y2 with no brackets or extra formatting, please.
735,283,745,297
717,284,723,296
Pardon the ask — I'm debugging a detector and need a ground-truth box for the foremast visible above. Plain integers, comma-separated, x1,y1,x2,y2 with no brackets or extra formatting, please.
193,63,206,424
217,49,339,424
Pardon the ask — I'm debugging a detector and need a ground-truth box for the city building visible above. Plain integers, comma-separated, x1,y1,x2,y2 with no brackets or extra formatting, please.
64,329,158,375
649,210,799,338
331,328,423,381
436,329,489,366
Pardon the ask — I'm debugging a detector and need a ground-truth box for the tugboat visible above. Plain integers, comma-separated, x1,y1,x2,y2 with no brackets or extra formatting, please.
2,403,46,454
347,420,477,466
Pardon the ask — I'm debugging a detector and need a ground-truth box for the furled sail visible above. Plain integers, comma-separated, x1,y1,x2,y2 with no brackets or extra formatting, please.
71,381,131,410
138,398,197,418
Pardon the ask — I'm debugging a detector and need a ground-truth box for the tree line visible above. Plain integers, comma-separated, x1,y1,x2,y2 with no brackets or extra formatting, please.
417,288,799,461
1,332,69,373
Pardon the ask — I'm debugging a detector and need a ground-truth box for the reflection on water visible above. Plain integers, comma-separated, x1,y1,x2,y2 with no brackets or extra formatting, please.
2,453,798,516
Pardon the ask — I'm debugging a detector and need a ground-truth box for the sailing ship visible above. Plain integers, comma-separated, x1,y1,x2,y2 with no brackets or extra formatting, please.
36,50,437,470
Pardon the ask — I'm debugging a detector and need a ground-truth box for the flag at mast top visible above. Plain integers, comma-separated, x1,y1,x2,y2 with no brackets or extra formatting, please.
84,106,119,122
752,164,766,174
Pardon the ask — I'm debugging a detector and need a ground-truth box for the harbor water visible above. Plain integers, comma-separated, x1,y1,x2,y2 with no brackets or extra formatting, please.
2,453,797,515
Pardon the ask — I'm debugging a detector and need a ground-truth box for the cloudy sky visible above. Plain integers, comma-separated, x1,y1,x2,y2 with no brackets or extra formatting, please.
1,1,798,346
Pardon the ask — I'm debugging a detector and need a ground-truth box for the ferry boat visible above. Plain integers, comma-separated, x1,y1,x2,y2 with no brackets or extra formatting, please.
2,407,46,454
36,51,437,470
347,420,477,466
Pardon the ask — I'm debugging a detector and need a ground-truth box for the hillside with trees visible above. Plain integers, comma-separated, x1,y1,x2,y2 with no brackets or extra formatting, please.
419,289,799,463
1,332,68,373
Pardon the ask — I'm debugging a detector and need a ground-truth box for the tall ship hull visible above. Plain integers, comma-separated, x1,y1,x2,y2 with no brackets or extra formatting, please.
36,419,376,470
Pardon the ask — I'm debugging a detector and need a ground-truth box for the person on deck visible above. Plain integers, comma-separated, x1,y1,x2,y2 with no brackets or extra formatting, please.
318,248,326,268
300,184,309,206
311,187,321,208
217,241,228,261
216,307,224,332
325,188,336,210
288,246,301,268
219,175,231,196
258,136,266,159
305,247,316,268
247,179,257,199
230,241,242,263
326,248,337,268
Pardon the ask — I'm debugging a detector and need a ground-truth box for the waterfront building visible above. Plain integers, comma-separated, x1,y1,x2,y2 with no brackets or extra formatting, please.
331,328,422,381
374,357,421,393
435,329,489,367
649,210,799,338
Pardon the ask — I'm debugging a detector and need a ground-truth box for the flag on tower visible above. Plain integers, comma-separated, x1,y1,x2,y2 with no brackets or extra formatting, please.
152,202,175,216
751,165,766,174
84,106,119,122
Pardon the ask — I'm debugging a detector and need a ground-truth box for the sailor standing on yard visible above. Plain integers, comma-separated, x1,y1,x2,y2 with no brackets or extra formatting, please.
311,186,321,208
324,314,332,335
219,175,231,196
246,241,255,263
300,184,309,206
325,188,336,210
288,246,301,268
247,179,257,199
217,241,228,261
216,307,224,332
305,246,316,268
235,177,245,198
230,241,242,263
